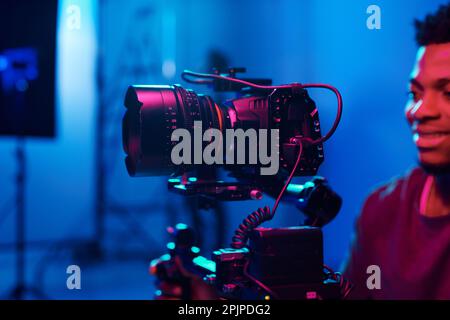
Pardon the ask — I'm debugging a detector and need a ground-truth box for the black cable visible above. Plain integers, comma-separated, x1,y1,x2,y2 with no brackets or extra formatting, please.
182,70,296,90
181,70,343,146
271,142,303,216
229,174,306,303
231,142,304,249
231,206,272,249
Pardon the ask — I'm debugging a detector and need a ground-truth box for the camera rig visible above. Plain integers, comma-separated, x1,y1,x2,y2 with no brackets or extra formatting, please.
123,67,351,299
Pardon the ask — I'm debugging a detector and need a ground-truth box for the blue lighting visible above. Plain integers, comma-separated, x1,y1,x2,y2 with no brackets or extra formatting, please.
191,246,200,254
175,223,188,230
0,55,8,71
167,242,176,250
193,256,216,273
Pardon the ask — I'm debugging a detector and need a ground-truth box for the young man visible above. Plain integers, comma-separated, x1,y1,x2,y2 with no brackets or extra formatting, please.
343,4,450,299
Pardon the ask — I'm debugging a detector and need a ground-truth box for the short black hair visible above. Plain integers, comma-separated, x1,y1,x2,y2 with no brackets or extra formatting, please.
415,3,450,46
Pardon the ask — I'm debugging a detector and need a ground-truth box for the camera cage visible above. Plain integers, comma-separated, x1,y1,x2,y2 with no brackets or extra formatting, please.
134,68,350,299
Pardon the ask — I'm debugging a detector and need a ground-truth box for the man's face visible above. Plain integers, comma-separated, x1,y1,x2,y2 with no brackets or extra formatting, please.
405,43,450,170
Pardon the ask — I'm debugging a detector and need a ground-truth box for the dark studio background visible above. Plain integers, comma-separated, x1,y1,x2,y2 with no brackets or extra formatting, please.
0,0,448,299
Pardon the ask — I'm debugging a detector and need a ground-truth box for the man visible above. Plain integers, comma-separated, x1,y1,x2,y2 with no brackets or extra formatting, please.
343,4,450,299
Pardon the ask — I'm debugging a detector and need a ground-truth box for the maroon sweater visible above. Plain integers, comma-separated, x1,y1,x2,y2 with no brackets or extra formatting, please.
343,167,450,299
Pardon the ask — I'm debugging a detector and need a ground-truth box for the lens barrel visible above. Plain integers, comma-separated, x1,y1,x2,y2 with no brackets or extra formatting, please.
122,85,223,176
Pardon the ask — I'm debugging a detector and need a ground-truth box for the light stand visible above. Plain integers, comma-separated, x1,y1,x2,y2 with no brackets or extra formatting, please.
6,138,47,300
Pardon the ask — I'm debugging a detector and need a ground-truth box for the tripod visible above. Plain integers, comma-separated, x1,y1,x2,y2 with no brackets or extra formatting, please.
6,138,47,300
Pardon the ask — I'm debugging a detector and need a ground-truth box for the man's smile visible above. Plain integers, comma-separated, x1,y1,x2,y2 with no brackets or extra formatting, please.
413,126,450,149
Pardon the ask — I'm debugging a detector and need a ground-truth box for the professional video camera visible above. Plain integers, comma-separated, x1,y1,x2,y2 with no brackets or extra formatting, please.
122,68,351,300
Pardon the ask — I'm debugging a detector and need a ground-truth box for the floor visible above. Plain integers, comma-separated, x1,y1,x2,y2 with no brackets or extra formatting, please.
1,249,157,300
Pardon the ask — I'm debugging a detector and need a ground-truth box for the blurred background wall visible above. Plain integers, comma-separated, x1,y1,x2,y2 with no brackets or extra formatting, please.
0,0,448,299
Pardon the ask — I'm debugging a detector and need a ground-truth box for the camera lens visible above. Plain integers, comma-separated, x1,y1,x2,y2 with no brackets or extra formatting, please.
122,85,225,176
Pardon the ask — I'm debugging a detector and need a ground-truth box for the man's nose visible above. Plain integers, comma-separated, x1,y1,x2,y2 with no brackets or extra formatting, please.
408,92,440,122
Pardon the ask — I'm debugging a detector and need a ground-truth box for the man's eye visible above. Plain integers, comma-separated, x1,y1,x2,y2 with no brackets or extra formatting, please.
408,91,420,101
